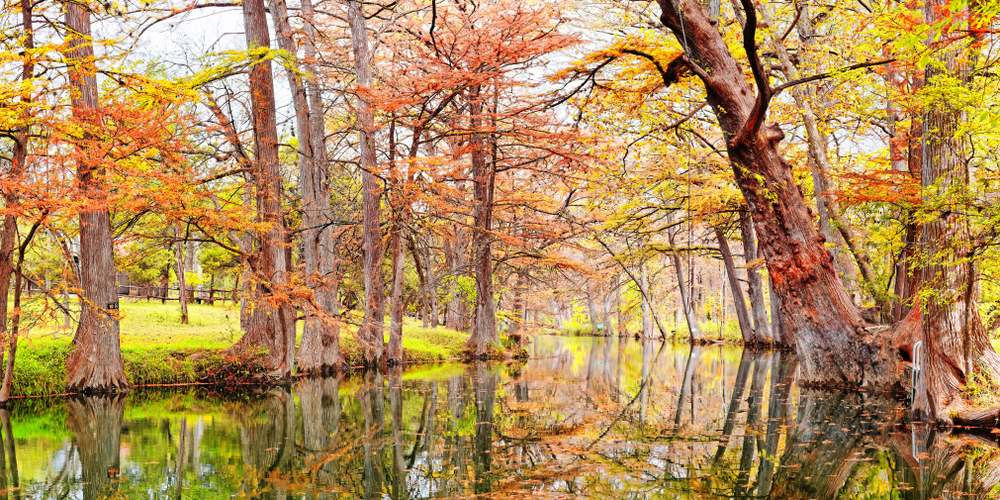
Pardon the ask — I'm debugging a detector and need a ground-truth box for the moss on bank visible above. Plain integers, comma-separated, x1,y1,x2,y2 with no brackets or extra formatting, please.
6,299,475,398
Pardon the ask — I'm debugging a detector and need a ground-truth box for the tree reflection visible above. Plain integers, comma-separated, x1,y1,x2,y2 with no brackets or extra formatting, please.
66,395,125,500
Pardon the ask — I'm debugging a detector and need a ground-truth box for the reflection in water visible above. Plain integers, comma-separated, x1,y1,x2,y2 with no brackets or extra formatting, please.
4,337,1000,498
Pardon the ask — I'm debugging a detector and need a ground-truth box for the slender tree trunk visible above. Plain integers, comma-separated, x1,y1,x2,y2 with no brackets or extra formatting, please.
640,264,653,338
769,275,786,346
715,227,754,344
445,224,466,331
425,241,439,328
668,232,704,343
64,2,128,392
348,0,385,365
739,210,770,344
0,0,34,402
655,0,896,385
231,0,296,376
175,224,189,325
388,225,405,363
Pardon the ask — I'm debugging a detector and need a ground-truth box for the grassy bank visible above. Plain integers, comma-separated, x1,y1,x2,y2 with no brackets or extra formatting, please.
8,299,473,398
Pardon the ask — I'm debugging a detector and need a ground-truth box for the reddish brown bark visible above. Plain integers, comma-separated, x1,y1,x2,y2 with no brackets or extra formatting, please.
64,1,129,392
348,0,386,365
271,0,344,372
655,0,896,386
231,0,296,376
466,84,499,357
910,2,998,423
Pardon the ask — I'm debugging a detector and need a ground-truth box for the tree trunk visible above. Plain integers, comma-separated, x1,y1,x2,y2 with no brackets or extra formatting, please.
64,3,129,392
466,85,498,357
740,210,771,345
640,264,653,338
715,226,754,344
655,0,896,386
769,275,786,346
425,241,439,328
912,4,997,424
348,0,386,366
388,224,405,364
175,225,189,325
445,225,466,331
272,0,344,373
668,232,704,343
231,0,296,376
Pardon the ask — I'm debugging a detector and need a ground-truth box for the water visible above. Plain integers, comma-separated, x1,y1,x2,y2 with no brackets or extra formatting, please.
2,335,998,499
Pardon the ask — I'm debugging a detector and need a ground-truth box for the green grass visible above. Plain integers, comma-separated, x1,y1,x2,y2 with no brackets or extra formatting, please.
5,298,474,398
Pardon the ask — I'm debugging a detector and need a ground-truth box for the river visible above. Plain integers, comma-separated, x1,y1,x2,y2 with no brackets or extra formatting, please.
2,335,996,499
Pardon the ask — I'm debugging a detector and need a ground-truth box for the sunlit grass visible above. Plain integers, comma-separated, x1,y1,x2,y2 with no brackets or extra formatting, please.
3,297,471,397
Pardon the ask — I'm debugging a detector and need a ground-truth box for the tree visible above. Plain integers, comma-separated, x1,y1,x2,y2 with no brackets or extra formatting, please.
911,0,999,425
229,0,296,376
270,0,344,372
64,0,129,393
650,0,899,386
347,0,386,366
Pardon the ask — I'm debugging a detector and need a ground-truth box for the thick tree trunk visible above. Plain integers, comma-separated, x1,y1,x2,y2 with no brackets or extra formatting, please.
272,0,343,373
715,227,754,344
740,210,771,343
64,3,129,392
348,0,385,365
466,85,498,357
655,0,896,386
301,0,342,370
231,0,297,376
758,3,873,293
912,6,997,424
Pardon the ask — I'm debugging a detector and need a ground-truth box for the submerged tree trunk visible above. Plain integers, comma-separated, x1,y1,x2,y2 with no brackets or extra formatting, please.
655,0,896,386
231,0,296,376
64,3,129,392
348,0,385,365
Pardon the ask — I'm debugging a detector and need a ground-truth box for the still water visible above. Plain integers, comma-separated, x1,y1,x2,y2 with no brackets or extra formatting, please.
2,336,997,499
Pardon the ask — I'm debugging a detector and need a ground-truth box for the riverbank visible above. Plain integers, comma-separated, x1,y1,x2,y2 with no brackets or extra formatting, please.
7,299,477,398
556,318,746,343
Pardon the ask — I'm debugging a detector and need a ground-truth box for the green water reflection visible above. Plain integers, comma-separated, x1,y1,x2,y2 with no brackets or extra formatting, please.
3,336,999,499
